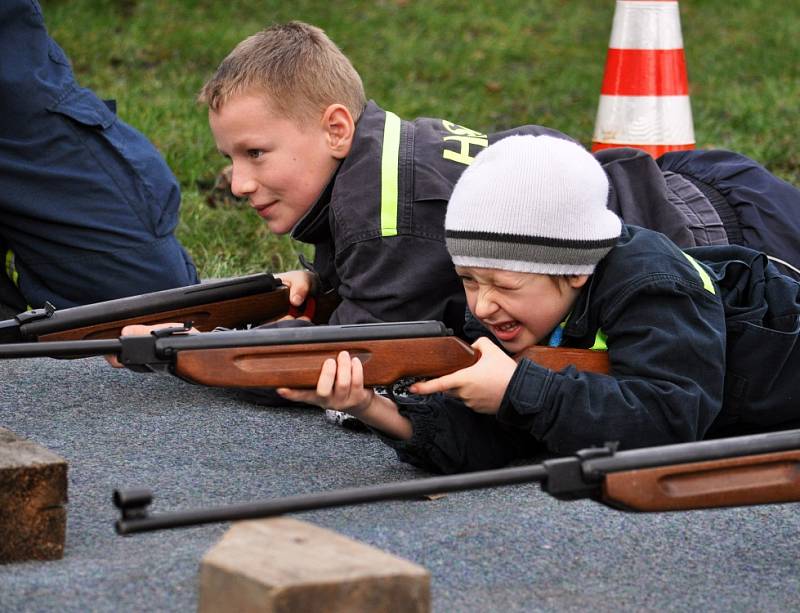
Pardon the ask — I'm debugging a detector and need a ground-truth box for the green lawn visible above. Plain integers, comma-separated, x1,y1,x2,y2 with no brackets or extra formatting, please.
41,0,800,278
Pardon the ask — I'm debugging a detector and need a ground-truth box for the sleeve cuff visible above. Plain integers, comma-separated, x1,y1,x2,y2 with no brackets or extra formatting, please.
496,358,554,435
371,398,442,451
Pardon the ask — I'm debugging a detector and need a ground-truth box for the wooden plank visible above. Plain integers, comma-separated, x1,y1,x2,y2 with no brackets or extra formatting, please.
199,517,430,612
0,428,67,563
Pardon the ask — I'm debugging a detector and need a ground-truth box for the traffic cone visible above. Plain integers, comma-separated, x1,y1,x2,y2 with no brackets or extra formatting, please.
592,0,695,158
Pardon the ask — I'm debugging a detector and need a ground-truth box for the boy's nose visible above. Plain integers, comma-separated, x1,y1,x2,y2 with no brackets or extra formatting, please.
472,290,498,318
230,167,257,197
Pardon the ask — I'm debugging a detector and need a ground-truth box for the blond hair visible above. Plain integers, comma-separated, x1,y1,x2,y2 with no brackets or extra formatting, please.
198,21,366,124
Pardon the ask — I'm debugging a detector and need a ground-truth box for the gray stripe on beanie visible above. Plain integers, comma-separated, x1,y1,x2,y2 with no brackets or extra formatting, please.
446,236,614,267
445,229,618,250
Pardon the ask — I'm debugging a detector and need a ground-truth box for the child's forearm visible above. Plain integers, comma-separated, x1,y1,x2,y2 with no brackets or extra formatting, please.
351,393,413,440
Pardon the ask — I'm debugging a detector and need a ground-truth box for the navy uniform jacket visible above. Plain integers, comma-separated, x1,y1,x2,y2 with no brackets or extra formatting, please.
379,225,800,474
0,0,198,311
291,101,573,337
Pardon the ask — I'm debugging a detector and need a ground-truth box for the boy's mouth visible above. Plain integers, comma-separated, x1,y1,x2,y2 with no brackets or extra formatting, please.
489,320,522,342
253,200,278,218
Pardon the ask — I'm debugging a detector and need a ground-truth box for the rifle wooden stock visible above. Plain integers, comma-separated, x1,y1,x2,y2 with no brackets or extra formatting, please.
35,288,340,342
174,337,610,389
174,337,480,388
517,346,610,375
602,449,800,511
38,291,289,342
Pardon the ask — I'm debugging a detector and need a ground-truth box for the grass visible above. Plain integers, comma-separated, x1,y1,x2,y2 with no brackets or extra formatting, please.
40,0,800,278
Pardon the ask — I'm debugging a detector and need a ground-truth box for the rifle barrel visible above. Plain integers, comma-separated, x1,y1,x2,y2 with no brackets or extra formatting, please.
115,463,550,534
0,338,122,359
157,320,453,352
0,319,21,343
1,273,280,341
114,429,800,534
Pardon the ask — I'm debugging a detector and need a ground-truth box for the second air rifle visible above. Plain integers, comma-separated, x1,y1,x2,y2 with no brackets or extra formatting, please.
0,320,611,388
0,273,338,343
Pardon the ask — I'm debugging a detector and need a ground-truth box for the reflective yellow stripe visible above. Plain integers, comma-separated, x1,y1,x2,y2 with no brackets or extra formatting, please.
681,252,715,294
5,250,19,286
554,318,607,352
380,111,401,237
4,249,30,310
590,329,608,351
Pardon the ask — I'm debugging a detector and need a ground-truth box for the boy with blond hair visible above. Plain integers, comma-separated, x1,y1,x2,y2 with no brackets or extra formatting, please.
278,135,800,473
197,21,571,337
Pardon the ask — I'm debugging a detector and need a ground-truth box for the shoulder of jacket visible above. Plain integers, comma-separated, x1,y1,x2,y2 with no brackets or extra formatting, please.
596,226,720,304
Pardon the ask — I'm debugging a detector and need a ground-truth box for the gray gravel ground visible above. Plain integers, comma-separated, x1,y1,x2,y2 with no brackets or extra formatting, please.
0,356,798,612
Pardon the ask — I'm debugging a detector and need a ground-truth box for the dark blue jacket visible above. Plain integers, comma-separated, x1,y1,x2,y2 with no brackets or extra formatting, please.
0,0,198,310
380,225,800,473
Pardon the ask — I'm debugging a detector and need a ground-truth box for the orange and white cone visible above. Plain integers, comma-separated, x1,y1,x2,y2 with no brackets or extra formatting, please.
592,0,695,158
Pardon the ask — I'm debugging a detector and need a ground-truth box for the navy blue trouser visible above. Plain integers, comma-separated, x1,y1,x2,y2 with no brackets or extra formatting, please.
0,0,198,311
658,149,800,281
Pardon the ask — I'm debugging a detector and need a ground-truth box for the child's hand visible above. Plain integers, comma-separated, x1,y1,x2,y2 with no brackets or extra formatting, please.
105,322,197,368
276,270,317,309
277,350,375,415
408,337,517,414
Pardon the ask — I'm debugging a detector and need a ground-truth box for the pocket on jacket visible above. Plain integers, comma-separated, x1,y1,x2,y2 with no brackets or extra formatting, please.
725,317,800,426
45,86,180,236
47,85,115,128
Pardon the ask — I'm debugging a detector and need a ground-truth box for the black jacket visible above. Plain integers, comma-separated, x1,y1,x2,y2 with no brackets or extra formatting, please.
292,100,573,337
380,225,800,473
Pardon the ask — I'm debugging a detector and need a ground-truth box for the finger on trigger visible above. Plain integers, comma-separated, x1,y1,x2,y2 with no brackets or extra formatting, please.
409,376,449,395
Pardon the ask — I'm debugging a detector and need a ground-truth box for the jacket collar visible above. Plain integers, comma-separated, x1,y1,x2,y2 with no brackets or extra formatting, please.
563,225,632,341
290,101,380,244
563,276,595,339
291,168,338,244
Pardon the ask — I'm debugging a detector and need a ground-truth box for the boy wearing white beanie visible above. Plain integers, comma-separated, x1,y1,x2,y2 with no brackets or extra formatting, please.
280,135,800,473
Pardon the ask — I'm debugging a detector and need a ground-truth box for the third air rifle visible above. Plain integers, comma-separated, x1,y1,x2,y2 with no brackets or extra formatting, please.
113,428,800,534
0,273,338,343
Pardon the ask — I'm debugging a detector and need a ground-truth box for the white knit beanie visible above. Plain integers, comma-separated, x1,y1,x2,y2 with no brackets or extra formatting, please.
445,135,622,275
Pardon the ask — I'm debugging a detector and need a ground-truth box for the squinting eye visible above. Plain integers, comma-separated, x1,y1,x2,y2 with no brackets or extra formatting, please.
247,149,264,159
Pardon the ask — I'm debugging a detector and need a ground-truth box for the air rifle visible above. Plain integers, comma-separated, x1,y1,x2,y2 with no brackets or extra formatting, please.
0,320,609,387
113,429,800,534
0,273,338,343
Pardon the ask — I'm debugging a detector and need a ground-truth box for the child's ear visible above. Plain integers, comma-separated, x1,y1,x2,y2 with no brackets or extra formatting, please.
567,274,590,289
321,104,355,159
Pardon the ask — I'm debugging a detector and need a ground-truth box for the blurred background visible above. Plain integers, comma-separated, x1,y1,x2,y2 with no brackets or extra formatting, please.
41,0,800,278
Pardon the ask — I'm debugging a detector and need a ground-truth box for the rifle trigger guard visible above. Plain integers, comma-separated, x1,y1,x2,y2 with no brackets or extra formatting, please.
386,377,426,404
